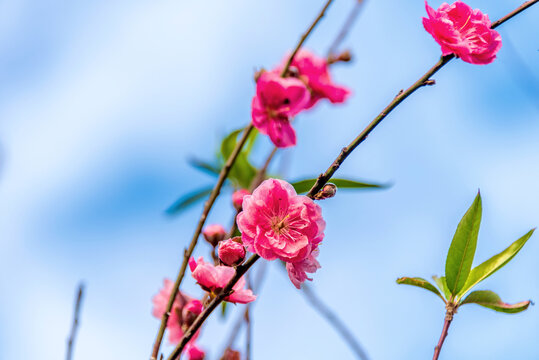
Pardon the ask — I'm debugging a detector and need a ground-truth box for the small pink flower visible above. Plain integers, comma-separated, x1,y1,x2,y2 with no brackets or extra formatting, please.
182,299,204,328
286,249,321,289
218,238,246,266
189,257,257,304
185,343,205,360
251,71,310,148
202,224,226,247
237,179,325,264
222,348,241,360
422,1,502,65
152,279,194,344
232,189,250,210
276,49,351,109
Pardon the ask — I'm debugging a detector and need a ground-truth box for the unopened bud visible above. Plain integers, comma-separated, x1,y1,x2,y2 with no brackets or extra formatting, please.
220,348,241,360
232,189,250,210
327,50,352,65
218,237,246,266
182,299,203,329
314,183,337,200
202,224,226,247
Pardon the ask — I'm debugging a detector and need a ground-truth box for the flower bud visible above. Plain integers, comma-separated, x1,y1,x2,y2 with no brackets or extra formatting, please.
232,189,250,210
313,183,337,200
218,237,246,266
202,224,226,247
220,348,241,360
182,299,204,329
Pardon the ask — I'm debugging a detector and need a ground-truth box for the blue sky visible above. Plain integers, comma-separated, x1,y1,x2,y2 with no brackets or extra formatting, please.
0,0,538,359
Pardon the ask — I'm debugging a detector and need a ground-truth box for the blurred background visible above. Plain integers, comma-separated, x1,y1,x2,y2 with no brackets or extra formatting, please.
1,0,538,359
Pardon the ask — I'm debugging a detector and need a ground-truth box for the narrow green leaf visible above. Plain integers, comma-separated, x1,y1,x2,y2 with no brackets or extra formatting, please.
290,178,388,195
219,128,258,189
432,275,451,300
188,158,220,177
221,302,228,317
445,192,482,296
460,290,531,314
165,186,213,215
396,277,445,302
457,229,535,298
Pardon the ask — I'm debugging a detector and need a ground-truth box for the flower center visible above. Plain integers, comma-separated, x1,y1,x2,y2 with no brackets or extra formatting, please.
271,214,290,234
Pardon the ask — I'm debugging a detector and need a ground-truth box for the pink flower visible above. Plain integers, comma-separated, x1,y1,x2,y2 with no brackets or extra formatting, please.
422,1,502,65
286,249,321,289
152,279,194,344
232,189,250,210
185,344,205,360
237,179,325,264
202,224,226,247
182,299,204,328
251,71,310,148
218,238,246,266
189,257,257,304
276,49,351,109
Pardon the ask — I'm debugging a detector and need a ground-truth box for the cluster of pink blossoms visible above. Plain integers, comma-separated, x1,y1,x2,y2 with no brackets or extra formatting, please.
251,49,350,148
423,1,502,65
237,178,325,288
152,279,205,359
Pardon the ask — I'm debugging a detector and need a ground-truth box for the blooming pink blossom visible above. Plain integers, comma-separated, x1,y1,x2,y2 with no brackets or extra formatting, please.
185,344,205,360
202,224,226,247
182,299,204,328
152,279,195,344
237,178,325,264
251,71,310,148
276,49,351,109
218,238,246,266
232,189,250,210
189,257,256,304
422,1,502,65
286,249,321,289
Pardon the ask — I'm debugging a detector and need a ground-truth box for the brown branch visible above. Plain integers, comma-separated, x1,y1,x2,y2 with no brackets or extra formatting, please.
66,283,85,360
306,0,538,198
150,123,254,360
327,0,366,58
166,254,261,360
432,308,455,360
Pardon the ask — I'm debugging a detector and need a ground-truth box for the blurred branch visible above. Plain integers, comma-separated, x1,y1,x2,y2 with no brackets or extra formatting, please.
301,283,370,360
306,0,539,199
66,283,85,360
327,0,366,58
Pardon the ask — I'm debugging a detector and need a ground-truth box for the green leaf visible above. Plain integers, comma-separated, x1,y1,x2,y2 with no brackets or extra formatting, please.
445,192,482,297
396,277,445,302
460,290,531,314
221,301,228,317
457,229,535,298
165,186,213,215
188,158,220,177
290,178,388,195
432,275,451,300
219,128,258,189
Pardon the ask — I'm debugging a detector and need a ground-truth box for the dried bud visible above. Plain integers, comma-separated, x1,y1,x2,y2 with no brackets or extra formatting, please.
202,224,226,247
182,299,204,329
220,348,241,360
232,189,250,210
327,50,352,65
313,183,337,200
218,237,246,266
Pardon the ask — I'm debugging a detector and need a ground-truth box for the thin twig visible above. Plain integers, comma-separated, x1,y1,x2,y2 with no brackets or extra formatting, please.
432,309,454,360
66,283,85,360
150,124,254,360
306,0,538,198
245,273,253,360
301,284,370,360
327,0,366,58
166,255,261,360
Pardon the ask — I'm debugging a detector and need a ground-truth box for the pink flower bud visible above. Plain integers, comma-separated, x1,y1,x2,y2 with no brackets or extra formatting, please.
232,189,250,210
202,224,226,247
218,237,246,266
220,348,241,360
313,183,337,200
182,299,203,329
185,344,205,360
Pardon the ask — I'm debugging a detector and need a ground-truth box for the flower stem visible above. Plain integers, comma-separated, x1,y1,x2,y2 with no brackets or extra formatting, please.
306,0,538,198
432,313,453,360
166,254,261,360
